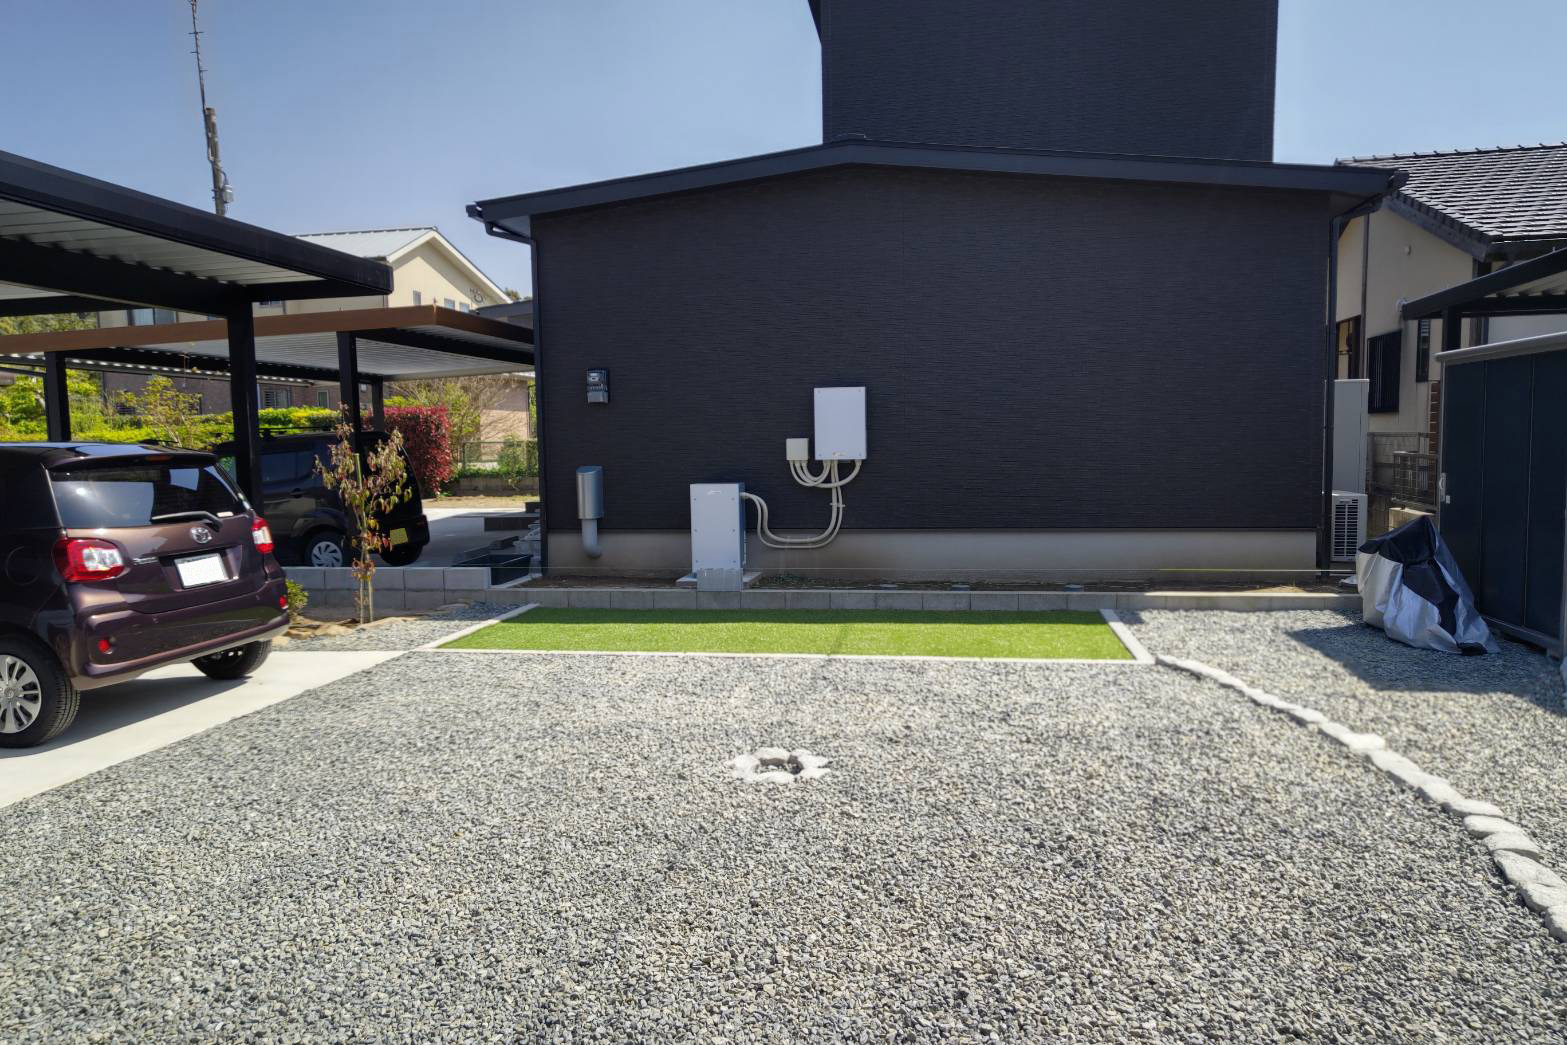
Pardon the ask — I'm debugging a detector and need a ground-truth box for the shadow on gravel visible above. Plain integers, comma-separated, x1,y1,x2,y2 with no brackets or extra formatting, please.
1120,606,1562,709
0,673,246,757
1285,620,1562,705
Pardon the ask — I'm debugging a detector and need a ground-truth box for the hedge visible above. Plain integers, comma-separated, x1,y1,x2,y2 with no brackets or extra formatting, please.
383,405,454,493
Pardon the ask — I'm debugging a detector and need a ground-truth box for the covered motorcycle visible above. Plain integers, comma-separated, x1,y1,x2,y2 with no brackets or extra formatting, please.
1356,515,1498,655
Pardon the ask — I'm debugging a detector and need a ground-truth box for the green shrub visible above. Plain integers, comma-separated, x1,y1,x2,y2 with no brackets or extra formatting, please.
284,580,310,623
496,438,538,478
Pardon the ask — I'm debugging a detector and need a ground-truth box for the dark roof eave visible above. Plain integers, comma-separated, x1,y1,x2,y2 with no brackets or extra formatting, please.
469,141,1399,236
0,149,393,295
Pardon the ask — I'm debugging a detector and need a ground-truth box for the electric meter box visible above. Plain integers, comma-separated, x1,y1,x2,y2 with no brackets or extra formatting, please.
813,386,866,461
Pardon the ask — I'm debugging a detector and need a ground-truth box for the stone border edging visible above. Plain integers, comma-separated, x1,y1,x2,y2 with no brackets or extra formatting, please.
414,603,538,651
1157,654,1567,943
1101,609,1155,664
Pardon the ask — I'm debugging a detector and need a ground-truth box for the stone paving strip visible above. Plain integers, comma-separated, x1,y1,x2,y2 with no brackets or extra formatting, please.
1158,652,1567,944
6,652,1566,1039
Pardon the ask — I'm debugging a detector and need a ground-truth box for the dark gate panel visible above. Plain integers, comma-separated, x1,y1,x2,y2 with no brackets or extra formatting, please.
1441,346,1567,651
1525,353,1567,638
1439,364,1486,591
1477,355,1533,626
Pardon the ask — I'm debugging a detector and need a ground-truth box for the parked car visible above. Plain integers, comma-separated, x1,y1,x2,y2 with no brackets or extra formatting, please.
0,443,288,748
215,431,430,568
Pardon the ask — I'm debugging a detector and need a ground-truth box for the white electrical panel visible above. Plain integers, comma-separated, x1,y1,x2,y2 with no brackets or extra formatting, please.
690,483,746,589
813,386,866,461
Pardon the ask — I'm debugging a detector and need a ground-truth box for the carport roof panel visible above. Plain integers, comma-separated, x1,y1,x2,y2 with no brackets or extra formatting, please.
1402,247,1567,319
0,305,534,381
0,149,392,305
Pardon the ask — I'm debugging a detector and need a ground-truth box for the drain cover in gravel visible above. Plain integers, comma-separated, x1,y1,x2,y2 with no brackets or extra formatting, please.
730,747,831,784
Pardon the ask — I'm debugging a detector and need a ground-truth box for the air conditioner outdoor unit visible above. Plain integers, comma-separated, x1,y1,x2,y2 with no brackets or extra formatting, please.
1331,491,1367,562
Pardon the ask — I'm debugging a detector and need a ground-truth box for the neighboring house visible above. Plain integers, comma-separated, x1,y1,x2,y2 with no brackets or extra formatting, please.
1334,144,1567,438
469,0,1394,579
90,227,530,439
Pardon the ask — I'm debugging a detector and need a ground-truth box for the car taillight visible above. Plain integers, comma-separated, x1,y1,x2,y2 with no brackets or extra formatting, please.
252,517,275,555
54,538,127,582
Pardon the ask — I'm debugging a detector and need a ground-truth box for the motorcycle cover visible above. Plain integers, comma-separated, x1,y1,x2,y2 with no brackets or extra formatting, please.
1355,515,1498,655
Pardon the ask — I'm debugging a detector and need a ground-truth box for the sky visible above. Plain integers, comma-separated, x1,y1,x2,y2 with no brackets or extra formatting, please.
2,0,1564,297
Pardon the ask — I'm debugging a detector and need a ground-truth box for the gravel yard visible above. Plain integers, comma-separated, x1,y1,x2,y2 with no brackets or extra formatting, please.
286,603,509,652
5,650,1566,1041
1128,609,1567,868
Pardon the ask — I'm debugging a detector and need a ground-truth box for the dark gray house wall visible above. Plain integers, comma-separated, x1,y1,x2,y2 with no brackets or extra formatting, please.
534,166,1328,534
818,0,1278,160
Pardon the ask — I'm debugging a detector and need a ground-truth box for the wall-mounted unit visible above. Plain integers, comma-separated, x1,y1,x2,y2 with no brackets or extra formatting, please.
1331,491,1367,562
1332,379,1369,495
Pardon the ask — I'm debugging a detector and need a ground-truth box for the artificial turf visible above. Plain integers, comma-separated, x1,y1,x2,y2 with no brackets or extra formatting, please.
441,608,1132,660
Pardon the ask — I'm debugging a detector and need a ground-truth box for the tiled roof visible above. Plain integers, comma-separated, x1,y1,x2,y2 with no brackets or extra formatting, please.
293,227,433,260
1339,144,1567,253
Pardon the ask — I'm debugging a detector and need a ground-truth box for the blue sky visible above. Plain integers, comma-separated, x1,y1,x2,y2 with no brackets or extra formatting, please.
3,1,1563,296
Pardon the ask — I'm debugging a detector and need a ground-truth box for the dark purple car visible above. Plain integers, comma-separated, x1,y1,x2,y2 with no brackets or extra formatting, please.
0,443,288,748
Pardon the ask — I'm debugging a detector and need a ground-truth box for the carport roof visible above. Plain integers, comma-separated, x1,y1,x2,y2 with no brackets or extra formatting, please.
469,139,1401,239
0,149,392,317
0,305,534,383
1403,247,1567,320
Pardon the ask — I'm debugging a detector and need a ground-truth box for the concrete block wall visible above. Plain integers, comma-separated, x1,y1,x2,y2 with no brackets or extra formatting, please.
284,568,1359,616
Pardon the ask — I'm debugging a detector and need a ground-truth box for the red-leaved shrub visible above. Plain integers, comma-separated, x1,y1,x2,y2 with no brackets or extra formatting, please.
383,405,454,494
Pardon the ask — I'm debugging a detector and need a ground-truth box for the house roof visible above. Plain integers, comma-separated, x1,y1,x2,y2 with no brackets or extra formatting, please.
1339,144,1567,260
295,226,510,306
470,139,1399,239
295,227,433,260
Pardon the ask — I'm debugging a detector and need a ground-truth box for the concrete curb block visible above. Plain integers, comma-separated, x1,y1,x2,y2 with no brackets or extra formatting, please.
414,604,538,651
1156,653,1567,944
1101,608,1155,664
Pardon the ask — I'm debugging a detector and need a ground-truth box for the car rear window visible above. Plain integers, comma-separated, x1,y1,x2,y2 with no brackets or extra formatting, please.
50,463,245,529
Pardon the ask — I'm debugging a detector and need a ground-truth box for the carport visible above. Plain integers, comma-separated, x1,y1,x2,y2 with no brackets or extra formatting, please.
0,303,535,446
0,149,391,503
0,150,533,507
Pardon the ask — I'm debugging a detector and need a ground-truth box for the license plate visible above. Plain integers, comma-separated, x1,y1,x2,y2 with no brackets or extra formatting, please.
389,528,409,546
175,553,229,587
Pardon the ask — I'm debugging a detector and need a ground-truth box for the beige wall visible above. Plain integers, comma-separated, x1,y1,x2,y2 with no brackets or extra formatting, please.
1335,208,1476,434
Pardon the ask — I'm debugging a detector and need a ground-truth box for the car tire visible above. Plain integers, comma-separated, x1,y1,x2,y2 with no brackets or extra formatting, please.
192,640,272,681
0,637,78,749
379,543,422,567
305,529,348,568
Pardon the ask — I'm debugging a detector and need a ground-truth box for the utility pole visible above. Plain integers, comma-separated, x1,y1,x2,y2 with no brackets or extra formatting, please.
189,0,232,216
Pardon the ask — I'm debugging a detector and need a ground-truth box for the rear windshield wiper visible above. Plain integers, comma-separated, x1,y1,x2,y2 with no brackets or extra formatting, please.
149,510,222,525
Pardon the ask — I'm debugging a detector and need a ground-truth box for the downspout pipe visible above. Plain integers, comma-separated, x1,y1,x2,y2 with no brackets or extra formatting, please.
577,465,604,559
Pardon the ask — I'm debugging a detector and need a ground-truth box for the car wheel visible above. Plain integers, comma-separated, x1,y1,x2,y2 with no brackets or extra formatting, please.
192,640,272,680
0,637,78,749
306,530,348,568
379,543,422,567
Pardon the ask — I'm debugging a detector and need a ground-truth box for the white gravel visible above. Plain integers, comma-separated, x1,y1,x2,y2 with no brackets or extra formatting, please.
1127,608,1567,870
287,603,508,652
4,651,1566,1041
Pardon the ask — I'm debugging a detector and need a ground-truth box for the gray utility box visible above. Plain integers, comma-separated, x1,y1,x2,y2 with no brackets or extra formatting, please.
690,483,746,591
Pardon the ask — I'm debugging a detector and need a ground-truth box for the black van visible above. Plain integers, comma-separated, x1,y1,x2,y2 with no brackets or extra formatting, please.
216,431,430,568
0,443,288,747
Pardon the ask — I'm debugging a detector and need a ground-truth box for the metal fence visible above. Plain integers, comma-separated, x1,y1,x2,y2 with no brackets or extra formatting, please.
458,439,539,473
1367,432,1438,536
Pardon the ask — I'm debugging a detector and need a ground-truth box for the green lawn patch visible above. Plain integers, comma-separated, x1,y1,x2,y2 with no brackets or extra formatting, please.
442,609,1131,660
